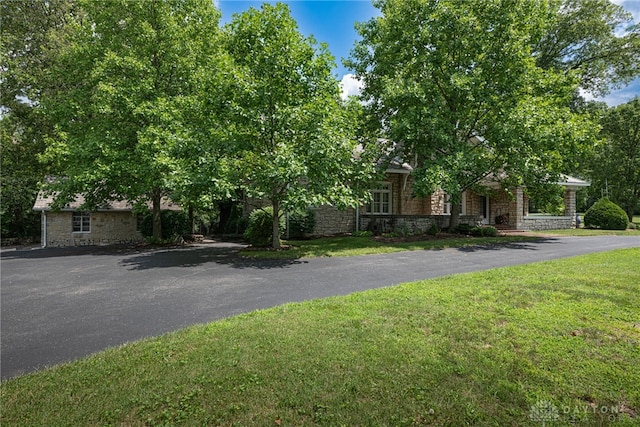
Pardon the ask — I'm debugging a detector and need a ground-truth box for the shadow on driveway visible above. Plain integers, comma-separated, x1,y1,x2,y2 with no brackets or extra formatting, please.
118,246,308,270
455,238,561,252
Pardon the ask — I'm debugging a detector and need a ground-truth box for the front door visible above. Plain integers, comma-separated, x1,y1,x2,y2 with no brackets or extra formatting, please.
480,196,490,224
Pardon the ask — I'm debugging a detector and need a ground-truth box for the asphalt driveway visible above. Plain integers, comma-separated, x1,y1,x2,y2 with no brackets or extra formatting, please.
1,235,638,379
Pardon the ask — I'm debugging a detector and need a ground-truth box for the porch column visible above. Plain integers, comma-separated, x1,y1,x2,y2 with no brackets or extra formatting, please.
513,187,525,229
564,188,577,227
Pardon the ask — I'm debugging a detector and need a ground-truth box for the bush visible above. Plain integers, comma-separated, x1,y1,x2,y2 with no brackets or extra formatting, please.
352,230,373,237
475,226,498,237
139,210,190,239
454,224,498,237
426,223,439,236
243,207,284,247
584,198,628,230
453,223,474,235
287,208,316,239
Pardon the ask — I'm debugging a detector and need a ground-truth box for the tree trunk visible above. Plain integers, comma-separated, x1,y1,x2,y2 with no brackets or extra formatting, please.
152,190,162,240
448,201,461,232
272,199,281,249
188,205,194,234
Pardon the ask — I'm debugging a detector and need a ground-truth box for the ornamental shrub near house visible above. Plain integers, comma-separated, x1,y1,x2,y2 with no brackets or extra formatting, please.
584,198,628,230
244,207,285,247
287,208,316,239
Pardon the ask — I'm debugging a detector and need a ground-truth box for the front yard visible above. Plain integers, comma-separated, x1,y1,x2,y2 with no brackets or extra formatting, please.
2,248,638,426
240,234,538,259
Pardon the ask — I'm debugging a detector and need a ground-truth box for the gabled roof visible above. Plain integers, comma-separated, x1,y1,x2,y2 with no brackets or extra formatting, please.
33,192,180,212
558,175,590,189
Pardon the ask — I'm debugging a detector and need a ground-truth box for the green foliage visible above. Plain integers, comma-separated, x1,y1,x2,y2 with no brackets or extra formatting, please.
223,3,377,248
589,98,640,221
3,249,637,426
527,184,565,215
40,0,225,239
139,210,190,239
287,208,316,239
475,226,498,237
454,223,474,235
352,230,373,238
243,207,284,247
426,223,440,236
0,0,74,239
347,0,597,230
534,0,640,97
454,224,498,237
584,198,629,230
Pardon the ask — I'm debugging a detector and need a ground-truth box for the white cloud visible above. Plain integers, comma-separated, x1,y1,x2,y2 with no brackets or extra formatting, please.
340,73,363,100
617,1,640,24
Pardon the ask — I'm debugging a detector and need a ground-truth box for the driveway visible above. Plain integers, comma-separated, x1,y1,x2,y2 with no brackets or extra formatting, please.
1,235,638,379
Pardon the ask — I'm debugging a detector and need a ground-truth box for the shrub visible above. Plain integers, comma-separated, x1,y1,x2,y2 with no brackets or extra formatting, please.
243,207,284,247
477,226,498,237
352,230,373,237
584,198,628,230
139,210,190,239
287,208,316,239
454,223,474,235
426,223,440,236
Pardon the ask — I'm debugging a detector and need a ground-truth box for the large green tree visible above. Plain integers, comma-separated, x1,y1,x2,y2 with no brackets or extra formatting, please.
534,0,640,97
591,98,640,220
0,0,76,238
224,3,377,248
348,0,595,229
40,0,224,238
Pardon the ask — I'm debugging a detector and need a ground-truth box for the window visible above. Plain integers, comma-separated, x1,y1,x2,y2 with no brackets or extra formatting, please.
72,212,91,232
366,182,392,215
443,192,466,215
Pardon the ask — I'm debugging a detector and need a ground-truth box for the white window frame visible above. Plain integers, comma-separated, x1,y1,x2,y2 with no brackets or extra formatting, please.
443,192,466,215
72,211,91,233
366,182,392,215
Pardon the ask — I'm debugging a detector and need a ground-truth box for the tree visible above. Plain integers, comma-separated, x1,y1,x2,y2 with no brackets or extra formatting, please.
224,4,377,248
533,0,640,97
40,0,224,239
0,0,76,238
347,0,596,230
591,98,640,220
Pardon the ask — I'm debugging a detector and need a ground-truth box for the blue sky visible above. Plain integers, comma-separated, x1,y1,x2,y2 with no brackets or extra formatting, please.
218,0,640,106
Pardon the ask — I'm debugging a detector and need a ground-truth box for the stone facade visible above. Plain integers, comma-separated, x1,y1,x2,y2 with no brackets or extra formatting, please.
360,214,481,234
43,211,142,247
522,216,573,230
311,206,356,236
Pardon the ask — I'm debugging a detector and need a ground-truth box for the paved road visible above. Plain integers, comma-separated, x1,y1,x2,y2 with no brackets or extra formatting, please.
1,235,638,379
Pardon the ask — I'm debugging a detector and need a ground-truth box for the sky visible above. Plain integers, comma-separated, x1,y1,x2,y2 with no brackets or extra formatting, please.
218,0,640,106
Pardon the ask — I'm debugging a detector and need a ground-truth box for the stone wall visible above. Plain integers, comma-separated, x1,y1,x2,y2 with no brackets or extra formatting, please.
522,216,573,231
360,214,481,234
43,211,143,247
311,205,355,236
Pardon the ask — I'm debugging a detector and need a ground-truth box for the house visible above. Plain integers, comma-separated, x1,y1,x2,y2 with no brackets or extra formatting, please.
295,166,590,237
33,191,180,248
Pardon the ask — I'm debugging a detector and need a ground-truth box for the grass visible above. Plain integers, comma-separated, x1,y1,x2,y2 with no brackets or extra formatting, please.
529,228,640,236
240,235,537,259
2,248,639,426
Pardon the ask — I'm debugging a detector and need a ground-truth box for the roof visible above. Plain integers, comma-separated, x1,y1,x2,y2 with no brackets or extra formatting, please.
33,192,181,212
558,175,590,189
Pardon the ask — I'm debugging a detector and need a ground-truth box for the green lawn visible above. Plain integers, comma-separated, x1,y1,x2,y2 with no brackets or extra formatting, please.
529,228,640,236
240,235,538,259
2,248,638,426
